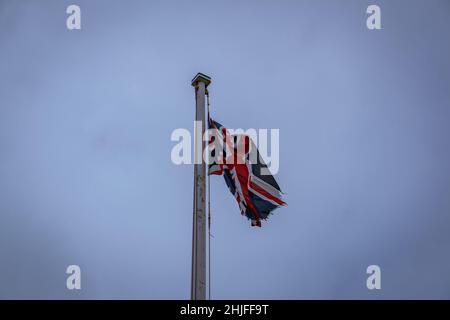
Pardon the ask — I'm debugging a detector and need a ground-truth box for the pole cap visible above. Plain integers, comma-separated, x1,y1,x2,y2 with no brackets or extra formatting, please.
191,73,211,87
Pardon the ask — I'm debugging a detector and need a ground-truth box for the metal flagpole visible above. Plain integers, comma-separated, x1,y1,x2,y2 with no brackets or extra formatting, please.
190,73,211,300
206,90,212,300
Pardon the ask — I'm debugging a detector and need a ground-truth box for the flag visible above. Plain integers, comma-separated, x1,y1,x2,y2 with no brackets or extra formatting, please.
208,117,286,227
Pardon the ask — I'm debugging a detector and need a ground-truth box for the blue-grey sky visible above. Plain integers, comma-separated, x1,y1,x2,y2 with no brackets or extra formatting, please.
1,0,450,299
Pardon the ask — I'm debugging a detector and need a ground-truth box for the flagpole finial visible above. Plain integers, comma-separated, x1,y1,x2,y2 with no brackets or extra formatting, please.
191,73,211,88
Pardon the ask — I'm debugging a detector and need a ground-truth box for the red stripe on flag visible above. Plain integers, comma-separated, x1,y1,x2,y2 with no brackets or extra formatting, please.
249,181,286,206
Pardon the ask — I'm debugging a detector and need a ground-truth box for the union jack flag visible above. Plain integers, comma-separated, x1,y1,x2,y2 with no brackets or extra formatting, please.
208,118,286,227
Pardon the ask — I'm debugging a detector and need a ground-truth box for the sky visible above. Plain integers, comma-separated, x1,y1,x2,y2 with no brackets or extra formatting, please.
0,0,450,299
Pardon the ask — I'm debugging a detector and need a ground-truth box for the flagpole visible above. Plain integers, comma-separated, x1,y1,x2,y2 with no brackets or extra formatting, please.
191,73,211,300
